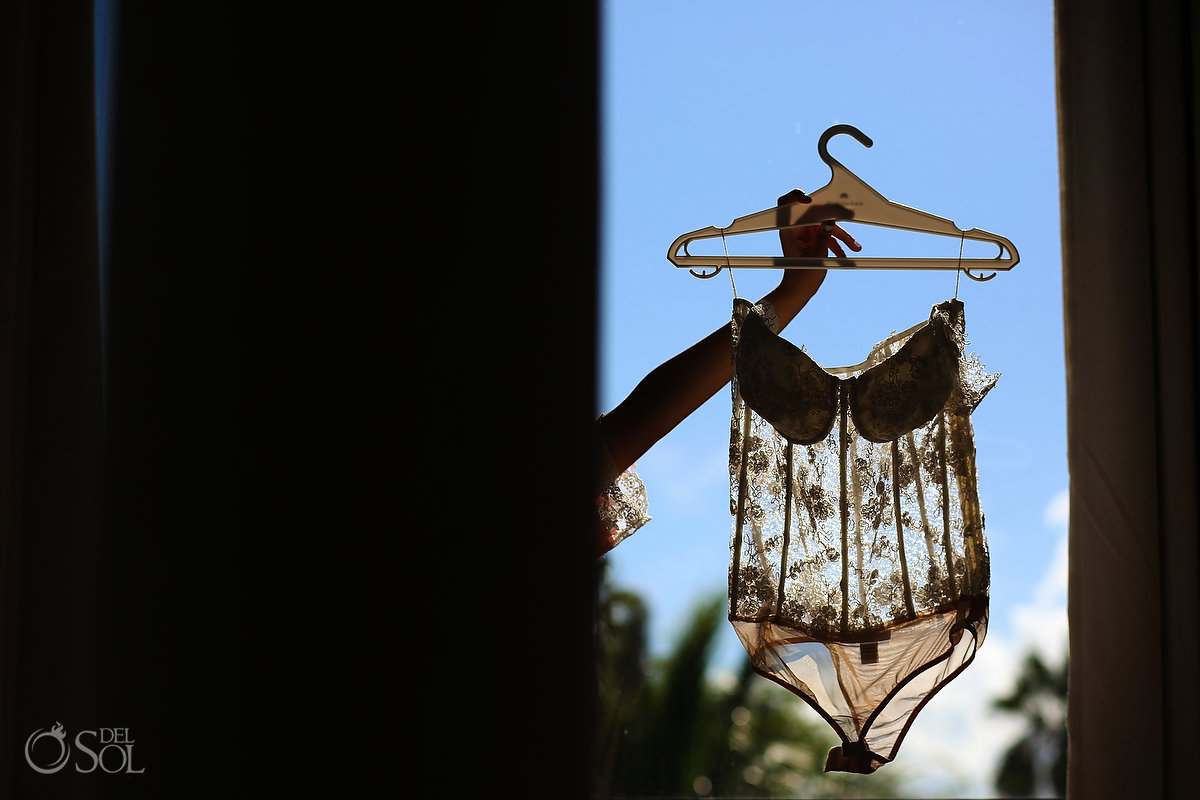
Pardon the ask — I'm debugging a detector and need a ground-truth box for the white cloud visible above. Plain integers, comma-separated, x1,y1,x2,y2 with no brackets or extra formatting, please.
1024,488,1069,666
891,488,1069,797
890,642,1026,797
1043,487,1070,530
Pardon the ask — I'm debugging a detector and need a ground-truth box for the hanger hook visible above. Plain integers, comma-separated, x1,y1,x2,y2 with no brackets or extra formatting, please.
962,267,996,282
818,124,874,173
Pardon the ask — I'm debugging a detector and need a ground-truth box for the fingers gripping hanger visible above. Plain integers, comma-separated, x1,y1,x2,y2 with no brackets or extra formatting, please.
668,124,1019,282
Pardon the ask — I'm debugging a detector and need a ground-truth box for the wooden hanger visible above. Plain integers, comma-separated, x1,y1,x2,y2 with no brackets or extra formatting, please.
667,124,1019,282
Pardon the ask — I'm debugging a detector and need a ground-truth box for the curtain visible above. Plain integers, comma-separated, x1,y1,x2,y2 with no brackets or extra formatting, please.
0,2,243,796
1056,1,1200,797
0,0,103,795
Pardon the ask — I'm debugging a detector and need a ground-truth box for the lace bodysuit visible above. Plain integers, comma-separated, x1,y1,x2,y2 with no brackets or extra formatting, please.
728,297,995,774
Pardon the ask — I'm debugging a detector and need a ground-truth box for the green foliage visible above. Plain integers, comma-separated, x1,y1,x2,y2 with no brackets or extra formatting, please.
594,571,1073,799
992,650,1069,797
593,575,903,798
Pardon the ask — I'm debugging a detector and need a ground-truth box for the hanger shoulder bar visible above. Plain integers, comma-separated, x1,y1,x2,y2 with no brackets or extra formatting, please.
668,222,1020,271
669,254,1019,271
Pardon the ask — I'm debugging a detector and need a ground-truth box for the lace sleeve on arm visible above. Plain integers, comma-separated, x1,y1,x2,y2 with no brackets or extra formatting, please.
598,467,651,553
595,419,651,555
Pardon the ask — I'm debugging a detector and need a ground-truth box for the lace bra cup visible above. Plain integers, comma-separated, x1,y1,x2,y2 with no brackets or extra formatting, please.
735,300,962,445
734,306,838,444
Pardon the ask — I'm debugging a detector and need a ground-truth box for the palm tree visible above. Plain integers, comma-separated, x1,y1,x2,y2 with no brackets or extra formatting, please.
593,568,903,797
992,650,1069,797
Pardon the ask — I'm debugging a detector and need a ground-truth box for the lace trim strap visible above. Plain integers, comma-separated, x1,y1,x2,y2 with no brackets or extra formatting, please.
757,299,781,333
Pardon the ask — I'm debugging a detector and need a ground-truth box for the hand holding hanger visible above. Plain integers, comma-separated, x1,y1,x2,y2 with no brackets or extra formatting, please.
769,188,863,315
777,188,863,260
596,189,853,557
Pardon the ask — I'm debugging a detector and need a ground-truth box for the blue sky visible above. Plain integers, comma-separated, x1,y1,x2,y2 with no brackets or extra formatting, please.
597,2,1064,796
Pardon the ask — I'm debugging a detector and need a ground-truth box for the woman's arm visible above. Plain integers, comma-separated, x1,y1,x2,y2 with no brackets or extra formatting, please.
598,190,860,477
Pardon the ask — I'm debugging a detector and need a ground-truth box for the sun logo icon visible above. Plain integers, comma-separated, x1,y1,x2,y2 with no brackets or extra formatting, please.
25,721,71,774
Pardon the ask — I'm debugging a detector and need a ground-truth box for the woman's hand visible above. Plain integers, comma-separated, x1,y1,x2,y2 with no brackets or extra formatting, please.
777,189,863,258
769,188,863,311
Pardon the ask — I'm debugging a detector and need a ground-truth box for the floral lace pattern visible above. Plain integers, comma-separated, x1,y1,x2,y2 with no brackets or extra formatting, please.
595,417,651,555
727,297,996,772
597,465,651,553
